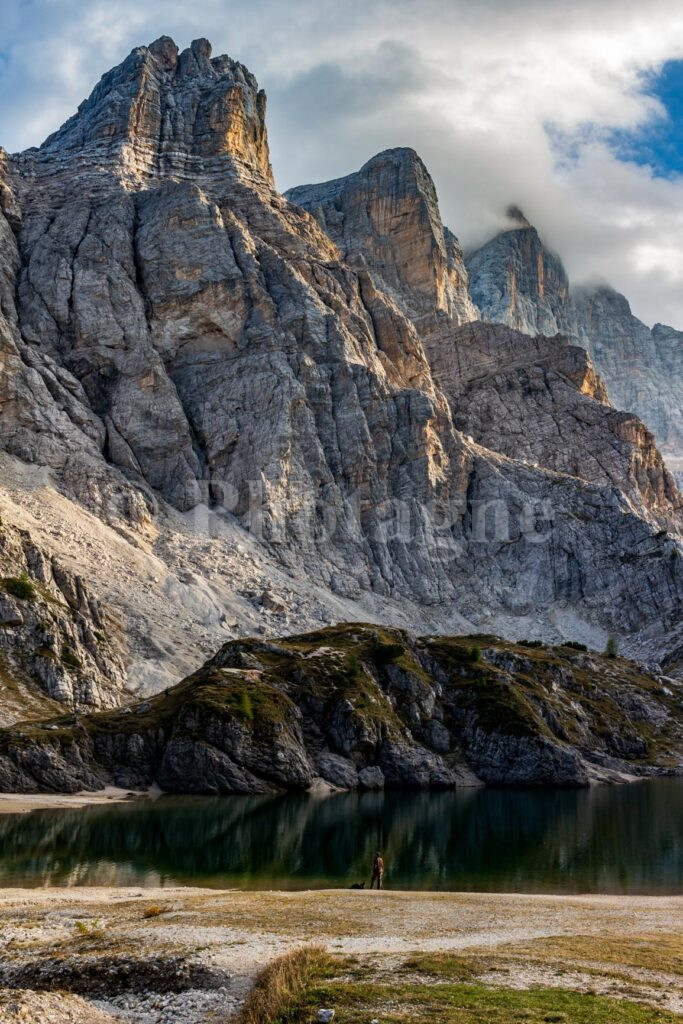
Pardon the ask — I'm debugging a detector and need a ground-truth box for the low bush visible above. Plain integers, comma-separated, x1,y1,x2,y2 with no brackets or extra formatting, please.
142,905,166,919
2,574,36,601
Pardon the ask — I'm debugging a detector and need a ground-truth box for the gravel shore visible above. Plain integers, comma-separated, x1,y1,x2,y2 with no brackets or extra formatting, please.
0,887,682,1022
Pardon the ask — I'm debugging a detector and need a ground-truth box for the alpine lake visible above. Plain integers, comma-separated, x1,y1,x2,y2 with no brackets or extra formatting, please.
0,779,682,893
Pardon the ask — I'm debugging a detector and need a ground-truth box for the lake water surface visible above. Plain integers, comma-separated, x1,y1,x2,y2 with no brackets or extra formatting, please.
1,780,682,893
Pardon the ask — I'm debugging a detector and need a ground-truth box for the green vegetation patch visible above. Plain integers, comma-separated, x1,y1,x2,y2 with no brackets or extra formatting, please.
281,970,682,1024
1,574,36,601
60,645,82,670
192,670,294,734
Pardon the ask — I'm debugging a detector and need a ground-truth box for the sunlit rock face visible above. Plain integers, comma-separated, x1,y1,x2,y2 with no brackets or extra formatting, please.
286,148,479,331
0,35,681,677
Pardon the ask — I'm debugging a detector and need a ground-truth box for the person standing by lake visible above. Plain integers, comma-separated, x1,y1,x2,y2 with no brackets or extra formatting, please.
371,851,385,890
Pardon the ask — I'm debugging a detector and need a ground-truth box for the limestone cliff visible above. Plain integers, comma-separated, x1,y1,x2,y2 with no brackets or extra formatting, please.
286,148,479,330
465,214,683,485
426,321,681,519
0,517,126,721
0,36,681,691
465,207,573,336
572,285,683,480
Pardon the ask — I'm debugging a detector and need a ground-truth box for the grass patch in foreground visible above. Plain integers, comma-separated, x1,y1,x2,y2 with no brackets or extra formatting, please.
236,945,332,1024
500,933,683,979
281,975,682,1024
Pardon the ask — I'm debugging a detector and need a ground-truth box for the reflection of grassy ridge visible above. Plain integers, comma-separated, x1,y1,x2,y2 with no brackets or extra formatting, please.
1,782,683,893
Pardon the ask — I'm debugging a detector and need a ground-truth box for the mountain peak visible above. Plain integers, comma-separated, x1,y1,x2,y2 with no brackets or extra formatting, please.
466,211,571,336
286,147,478,328
34,35,272,185
505,204,532,228
147,35,179,70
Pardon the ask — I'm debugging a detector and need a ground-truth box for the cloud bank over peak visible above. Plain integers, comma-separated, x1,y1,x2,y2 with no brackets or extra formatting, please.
2,0,683,326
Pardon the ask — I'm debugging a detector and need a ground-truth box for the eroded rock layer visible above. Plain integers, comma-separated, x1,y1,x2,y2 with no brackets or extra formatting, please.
465,213,683,483
0,517,126,720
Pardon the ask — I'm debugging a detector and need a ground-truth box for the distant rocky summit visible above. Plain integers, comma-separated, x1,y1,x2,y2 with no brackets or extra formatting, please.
465,211,683,483
0,34,680,721
1,624,681,794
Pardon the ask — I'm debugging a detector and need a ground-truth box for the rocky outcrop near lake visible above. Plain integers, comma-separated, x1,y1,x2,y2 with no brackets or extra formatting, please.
1,623,681,794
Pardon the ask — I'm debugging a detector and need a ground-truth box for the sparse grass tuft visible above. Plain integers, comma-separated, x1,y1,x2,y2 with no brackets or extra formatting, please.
142,905,167,919
236,945,332,1024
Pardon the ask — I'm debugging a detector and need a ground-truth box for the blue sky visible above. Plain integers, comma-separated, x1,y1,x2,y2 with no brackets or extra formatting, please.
2,0,683,327
609,61,683,178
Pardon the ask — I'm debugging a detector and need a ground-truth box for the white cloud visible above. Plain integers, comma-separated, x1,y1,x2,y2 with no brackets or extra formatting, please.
1,0,683,326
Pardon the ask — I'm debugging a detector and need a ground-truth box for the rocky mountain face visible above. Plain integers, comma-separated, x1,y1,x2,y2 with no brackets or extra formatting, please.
465,215,683,484
465,207,574,336
426,320,680,517
0,519,126,722
0,35,681,719
1,624,681,794
286,148,479,331
572,286,683,479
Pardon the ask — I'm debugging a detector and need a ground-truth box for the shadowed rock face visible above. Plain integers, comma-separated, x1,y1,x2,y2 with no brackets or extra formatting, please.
572,286,683,478
465,216,683,486
0,35,681,674
0,520,126,719
465,215,573,337
425,321,681,517
1,624,682,794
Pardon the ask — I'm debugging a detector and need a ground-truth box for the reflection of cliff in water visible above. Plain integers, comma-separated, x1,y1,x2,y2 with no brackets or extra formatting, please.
0,781,682,893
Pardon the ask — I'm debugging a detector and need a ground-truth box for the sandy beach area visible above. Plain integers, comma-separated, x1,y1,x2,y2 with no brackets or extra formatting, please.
0,789,151,815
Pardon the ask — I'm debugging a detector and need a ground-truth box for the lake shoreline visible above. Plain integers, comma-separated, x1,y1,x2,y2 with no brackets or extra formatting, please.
0,787,151,815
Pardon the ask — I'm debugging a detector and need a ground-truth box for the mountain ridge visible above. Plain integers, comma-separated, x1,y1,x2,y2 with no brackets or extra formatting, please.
0,35,681,719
